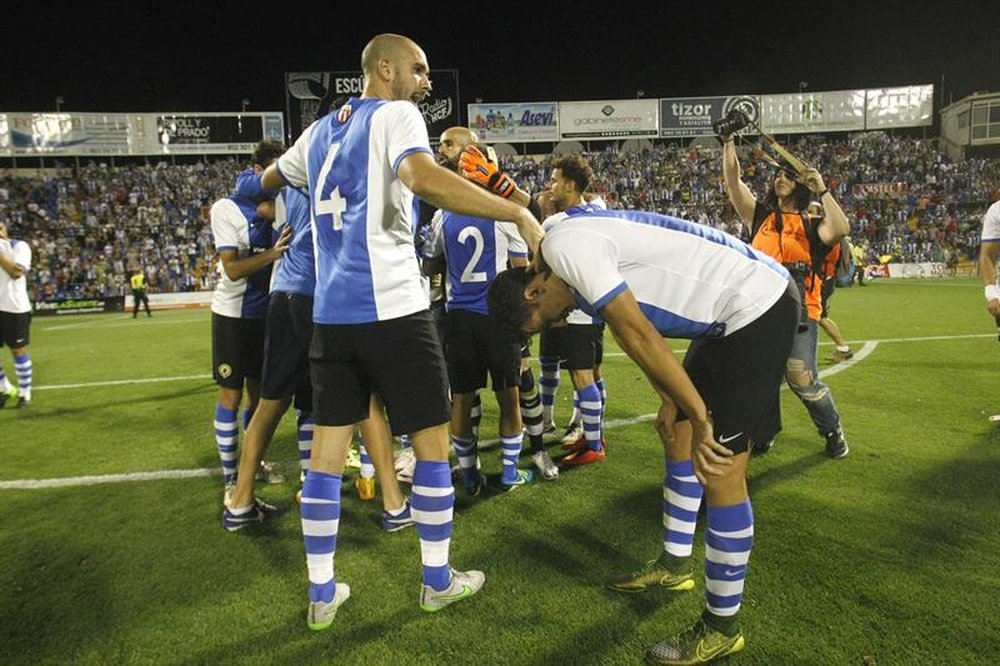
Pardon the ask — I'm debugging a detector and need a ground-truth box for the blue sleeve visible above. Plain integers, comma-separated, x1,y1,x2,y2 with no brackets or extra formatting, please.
234,169,277,203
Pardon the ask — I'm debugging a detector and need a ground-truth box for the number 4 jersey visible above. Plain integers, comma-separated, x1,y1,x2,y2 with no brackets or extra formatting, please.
276,97,433,325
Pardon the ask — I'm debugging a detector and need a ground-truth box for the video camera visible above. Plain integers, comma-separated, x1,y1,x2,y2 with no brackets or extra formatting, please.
712,108,752,138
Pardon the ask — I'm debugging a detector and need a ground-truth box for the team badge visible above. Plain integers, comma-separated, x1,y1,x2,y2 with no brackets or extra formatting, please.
217,363,232,379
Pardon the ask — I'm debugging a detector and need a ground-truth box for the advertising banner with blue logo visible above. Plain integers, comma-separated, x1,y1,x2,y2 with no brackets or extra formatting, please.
559,100,659,139
285,70,459,142
467,103,559,143
659,96,761,138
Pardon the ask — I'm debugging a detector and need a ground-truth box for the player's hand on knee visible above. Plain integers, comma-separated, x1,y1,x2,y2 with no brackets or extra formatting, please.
654,400,678,446
692,423,733,484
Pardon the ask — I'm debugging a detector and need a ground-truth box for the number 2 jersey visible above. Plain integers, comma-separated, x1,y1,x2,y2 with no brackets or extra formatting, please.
424,210,527,315
276,97,432,325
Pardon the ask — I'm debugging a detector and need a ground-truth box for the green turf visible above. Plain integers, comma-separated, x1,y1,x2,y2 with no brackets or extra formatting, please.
2,278,998,665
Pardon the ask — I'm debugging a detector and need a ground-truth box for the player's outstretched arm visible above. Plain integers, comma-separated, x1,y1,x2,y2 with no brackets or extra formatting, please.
399,151,541,255
457,145,532,208
216,226,291,281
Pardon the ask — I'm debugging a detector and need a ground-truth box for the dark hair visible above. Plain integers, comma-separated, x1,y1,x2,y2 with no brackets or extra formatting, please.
552,155,594,193
253,139,286,168
763,171,811,212
487,267,535,341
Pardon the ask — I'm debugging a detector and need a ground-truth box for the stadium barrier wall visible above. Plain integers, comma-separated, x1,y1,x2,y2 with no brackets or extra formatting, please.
34,296,125,316
139,292,213,311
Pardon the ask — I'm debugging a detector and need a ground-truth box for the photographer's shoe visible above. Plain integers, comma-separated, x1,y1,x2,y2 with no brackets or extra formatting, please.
824,427,849,459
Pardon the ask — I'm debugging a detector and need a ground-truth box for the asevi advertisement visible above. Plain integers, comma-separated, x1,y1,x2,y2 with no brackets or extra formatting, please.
468,103,559,143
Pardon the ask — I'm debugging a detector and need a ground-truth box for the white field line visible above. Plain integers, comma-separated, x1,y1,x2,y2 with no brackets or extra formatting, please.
0,331,971,491
39,316,206,332
35,374,212,392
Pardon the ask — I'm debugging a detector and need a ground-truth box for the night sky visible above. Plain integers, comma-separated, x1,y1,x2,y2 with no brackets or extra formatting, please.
6,1,999,115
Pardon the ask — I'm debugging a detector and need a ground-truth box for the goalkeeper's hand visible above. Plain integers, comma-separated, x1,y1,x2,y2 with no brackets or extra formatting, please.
458,145,516,198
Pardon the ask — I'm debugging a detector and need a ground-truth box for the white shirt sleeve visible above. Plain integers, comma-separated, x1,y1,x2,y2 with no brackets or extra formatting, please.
276,122,315,188
982,202,1000,242
385,102,433,172
13,242,31,271
543,227,626,311
498,221,528,257
210,200,245,251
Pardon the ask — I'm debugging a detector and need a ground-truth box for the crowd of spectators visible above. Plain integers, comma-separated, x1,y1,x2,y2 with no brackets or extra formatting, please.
0,132,995,302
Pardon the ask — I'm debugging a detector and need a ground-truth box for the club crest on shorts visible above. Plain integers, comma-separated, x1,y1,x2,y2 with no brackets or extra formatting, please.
217,363,233,379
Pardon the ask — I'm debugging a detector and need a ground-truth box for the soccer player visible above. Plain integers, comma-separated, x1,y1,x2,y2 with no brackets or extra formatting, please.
209,140,290,507
261,33,541,629
130,267,152,318
223,169,413,532
0,222,33,408
488,208,800,665
423,126,534,494
536,155,609,467
979,192,1000,421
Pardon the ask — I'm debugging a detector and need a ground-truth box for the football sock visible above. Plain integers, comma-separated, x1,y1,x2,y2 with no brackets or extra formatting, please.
664,459,703,559
578,384,602,452
358,437,374,479
539,355,560,423
214,403,239,484
300,471,341,603
836,344,850,352
704,500,753,622
499,432,525,484
13,353,31,400
296,411,314,475
571,390,581,427
0,367,10,393
410,460,454,591
242,406,254,432
450,435,479,487
518,368,545,453
470,391,482,441
596,378,607,427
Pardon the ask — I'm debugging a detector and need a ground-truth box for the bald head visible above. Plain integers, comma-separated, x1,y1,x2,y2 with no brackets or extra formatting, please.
437,126,480,171
360,33,431,103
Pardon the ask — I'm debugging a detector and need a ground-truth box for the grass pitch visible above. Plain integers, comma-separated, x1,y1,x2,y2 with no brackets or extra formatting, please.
2,277,998,665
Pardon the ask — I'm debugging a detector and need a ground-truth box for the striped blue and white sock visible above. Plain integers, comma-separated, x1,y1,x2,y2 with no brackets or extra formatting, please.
214,404,239,484
663,459,704,557
596,378,607,427
14,353,31,400
358,437,374,479
539,355,560,424
704,501,754,618
451,435,479,487
300,471,341,603
241,406,254,432
578,384,602,452
296,411,314,475
410,460,454,590
499,432,525,484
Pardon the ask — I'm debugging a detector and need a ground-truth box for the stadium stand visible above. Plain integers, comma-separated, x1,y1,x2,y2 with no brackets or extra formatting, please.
0,133,996,302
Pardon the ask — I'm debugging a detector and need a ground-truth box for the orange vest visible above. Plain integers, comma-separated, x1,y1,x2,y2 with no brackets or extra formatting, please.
751,211,824,320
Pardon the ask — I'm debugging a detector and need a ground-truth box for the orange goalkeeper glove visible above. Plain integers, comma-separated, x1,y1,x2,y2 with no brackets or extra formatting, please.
458,145,516,198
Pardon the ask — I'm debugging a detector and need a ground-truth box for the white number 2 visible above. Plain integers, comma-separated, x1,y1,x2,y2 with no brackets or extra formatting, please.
457,226,487,283
315,143,346,230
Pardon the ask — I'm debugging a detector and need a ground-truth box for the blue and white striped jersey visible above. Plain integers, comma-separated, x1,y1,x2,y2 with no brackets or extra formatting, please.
424,210,527,315
542,200,606,326
276,97,433,324
541,209,790,339
210,174,276,319
270,186,315,297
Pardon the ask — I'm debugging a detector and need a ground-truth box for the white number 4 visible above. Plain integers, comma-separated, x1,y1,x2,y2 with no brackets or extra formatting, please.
315,144,346,230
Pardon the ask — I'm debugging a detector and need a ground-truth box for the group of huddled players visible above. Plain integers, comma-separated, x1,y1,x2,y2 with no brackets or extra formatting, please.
204,32,860,666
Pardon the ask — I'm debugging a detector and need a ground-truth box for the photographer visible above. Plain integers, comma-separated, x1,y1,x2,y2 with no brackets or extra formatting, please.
721,124,851,459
